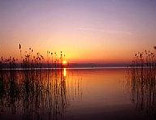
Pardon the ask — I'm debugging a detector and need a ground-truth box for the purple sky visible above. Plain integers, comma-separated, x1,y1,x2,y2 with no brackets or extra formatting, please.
0,0,156,63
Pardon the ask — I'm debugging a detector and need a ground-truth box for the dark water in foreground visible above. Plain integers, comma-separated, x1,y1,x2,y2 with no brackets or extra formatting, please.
0,68,156,120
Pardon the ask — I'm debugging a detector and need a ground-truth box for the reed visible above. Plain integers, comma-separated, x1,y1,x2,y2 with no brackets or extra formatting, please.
0,69,82,120
0,44,67,69
128,46,156,119
131,47,156,68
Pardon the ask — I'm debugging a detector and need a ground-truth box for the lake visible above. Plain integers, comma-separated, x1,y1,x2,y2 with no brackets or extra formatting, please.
0,68,155,120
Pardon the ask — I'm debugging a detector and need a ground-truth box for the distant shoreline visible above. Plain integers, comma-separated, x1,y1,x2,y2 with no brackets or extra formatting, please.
1,66,153,71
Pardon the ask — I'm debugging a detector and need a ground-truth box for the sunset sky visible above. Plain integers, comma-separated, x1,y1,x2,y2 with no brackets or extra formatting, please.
0,0,156,63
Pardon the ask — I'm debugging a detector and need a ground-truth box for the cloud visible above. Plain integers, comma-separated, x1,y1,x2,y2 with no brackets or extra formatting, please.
77,27,132,35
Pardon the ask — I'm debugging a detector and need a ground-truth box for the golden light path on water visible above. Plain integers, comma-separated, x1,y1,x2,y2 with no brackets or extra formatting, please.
63,68,67,77
0,68,156,120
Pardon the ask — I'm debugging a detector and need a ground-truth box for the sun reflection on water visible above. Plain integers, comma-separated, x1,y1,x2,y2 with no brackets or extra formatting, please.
63,68,67,77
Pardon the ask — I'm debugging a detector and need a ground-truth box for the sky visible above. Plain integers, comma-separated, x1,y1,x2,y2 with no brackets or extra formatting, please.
0,0,156,63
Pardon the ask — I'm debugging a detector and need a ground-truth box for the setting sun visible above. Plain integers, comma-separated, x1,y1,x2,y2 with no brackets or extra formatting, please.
62,60,67,65
0,0,156,120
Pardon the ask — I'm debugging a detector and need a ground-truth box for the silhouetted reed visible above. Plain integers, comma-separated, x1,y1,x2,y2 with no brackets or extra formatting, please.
130,47,156,69
0,69,82,120
0,44,68,69
128,46,156,120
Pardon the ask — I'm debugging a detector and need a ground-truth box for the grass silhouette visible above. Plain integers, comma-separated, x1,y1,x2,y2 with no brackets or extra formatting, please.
127,46,156,119
0,44,67,69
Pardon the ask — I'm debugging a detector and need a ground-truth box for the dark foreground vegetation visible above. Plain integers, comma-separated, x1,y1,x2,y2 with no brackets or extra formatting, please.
0,44,67,69
127,46,156,120
0,69,82,120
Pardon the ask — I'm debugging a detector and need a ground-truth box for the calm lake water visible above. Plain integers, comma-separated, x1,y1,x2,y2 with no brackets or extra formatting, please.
0,68,155,120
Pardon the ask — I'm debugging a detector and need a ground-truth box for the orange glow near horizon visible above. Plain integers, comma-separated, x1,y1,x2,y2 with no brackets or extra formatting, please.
0,0,155,64
62,60,67,65
0,44,155,64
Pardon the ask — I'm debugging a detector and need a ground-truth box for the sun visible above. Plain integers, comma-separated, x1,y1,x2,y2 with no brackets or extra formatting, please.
62,60,67,65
